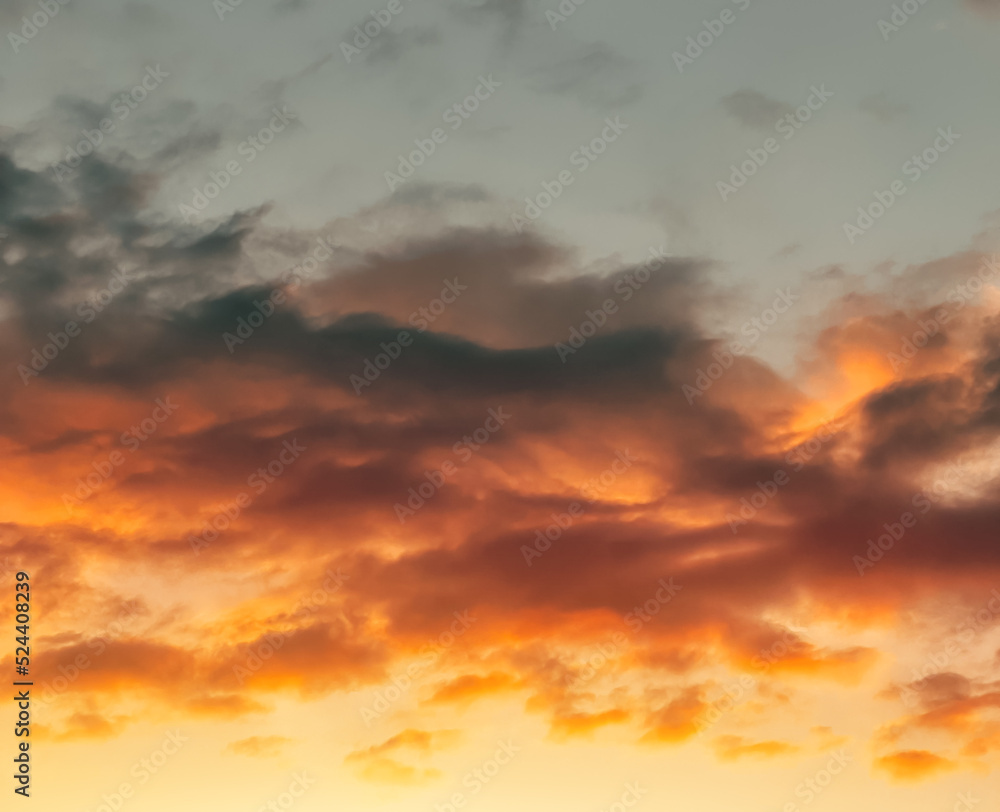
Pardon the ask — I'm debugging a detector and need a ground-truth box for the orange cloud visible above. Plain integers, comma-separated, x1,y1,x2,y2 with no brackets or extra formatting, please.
640,687,708,745
874,750,958,782
424,672,523,706
549,709,630,741
38,712,132,742
712,735,799,761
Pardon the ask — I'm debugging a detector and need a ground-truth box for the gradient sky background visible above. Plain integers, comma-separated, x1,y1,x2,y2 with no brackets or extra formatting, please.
1,0,1000,810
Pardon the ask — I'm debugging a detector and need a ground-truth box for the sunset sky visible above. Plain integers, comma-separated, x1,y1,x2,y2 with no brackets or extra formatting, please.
1,0,1000,810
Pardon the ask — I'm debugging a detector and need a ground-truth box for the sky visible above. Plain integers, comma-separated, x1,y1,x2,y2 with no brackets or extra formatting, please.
1,0,1000,810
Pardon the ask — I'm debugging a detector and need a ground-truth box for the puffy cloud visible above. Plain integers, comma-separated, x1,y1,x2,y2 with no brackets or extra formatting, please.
1,141,999,783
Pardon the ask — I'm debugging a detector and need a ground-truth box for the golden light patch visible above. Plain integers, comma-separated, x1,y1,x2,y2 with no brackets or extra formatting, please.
712,735,800,761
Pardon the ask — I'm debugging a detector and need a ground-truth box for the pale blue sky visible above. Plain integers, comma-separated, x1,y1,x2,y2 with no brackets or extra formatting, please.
2,0,997,368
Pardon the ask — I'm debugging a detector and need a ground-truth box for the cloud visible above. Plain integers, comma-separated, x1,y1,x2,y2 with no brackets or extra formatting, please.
425,671,523,705
640,687,708,745
345,729,462,760
345,729,459,785
712,735,800,761
225,735,294,757
1,138,1000,779
720,90,793,130
874,750,958,781
549,709,630,740
39,712,133,742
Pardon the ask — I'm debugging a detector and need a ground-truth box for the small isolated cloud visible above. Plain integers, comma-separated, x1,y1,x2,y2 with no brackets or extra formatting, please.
225,735,293,758
720,89,793,130
874,749,958,782
345,729,460,785
346,728,462,760
713,735,800,761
